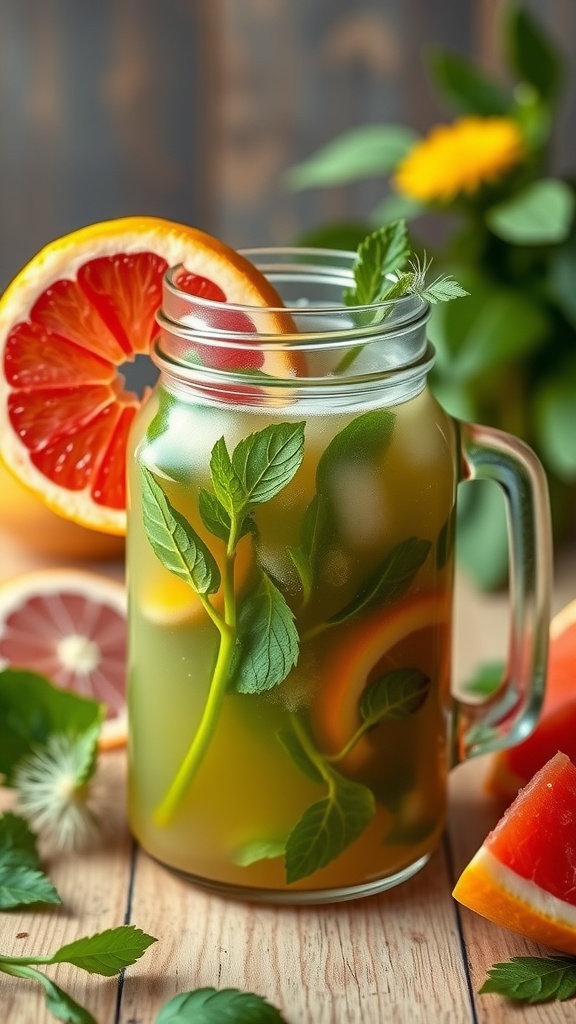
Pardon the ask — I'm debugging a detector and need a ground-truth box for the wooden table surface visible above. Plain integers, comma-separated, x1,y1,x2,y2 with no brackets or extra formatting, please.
1,526,575,1024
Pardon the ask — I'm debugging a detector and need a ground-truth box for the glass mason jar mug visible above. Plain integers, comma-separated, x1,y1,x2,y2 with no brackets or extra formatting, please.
127,249,552,904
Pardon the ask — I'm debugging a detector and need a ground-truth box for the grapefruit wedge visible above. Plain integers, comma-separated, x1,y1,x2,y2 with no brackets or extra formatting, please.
0,568,127,750
453,751,576,955
0,217,294,536
311,590,451,767
487,599,576,804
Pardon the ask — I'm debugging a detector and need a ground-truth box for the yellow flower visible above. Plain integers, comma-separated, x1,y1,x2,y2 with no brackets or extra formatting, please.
393,116,525,203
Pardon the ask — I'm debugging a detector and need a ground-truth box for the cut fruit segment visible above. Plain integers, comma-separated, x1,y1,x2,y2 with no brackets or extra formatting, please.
311,590,451,767
453,751,576,955
0,568,127,750
487,598,576,804
0,217,295,535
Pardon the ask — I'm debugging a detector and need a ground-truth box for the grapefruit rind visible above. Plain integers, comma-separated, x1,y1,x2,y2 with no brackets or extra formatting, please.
453,845,576,955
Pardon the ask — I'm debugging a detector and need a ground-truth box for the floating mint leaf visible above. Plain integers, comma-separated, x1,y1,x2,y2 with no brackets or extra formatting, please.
232,421,306,504
141,467,220,596
288,492,332,602
480,956,576,1004
234,839,286,867
316,408,396,487
49,926,157,976
326,537,431,626
277,727,324,783
285,770,375,883
359,667,430,727
344,221,410,305
198,487,232,542
155,987,288,1024
230,571,299,694
415,274,470,304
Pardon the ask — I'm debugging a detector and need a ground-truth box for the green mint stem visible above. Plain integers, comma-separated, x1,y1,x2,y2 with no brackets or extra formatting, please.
154,544,239,828
325,721,371,763
0,961,46,980
289,713,333,788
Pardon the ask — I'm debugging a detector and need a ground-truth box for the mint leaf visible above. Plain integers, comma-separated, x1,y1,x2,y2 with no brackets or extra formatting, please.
0,812,40,868
234,839,286,867
49,925,157,976
359,668,430,726
198,488,232,542
463,660,504,697
141,467,220,596
30,972,96,1024
230,572,299,694
416,274,470,304
288,492,332,602
155,987,288,1023
316,408,395,487
0,861,61,909
480,956,576,1003
0,670,103,786
277,728,324,783
344,221,410,305
209,437,246,516
285,770,375,883
232,422,306,504
326,537,431,626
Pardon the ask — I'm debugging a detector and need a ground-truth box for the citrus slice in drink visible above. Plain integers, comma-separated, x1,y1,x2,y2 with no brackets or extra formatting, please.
311,590,451,768
453,751,576,955
0,216,295,536
0,568,127,750
487,599,576,804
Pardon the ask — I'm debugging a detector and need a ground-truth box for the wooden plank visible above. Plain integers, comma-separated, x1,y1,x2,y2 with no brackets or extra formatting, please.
123,839,472,1023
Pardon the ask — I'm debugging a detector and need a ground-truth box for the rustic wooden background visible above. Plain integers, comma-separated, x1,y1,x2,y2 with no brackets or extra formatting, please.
0,0,575,290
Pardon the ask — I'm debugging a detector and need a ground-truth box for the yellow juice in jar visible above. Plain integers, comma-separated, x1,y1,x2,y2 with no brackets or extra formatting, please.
127,383,457,899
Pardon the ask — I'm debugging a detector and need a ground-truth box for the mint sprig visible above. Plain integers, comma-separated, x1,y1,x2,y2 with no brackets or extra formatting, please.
0,923,156,1024
344,220,410,305
480,955,576,1004
142,422,305,825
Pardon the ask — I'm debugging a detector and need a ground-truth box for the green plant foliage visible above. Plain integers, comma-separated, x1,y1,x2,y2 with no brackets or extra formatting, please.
283,1,576,587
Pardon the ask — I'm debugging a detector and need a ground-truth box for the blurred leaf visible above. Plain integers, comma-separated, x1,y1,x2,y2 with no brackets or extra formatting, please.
534,365,576,479
283,125,419,190
456,480,509,590
486,180,575,244
503,2,563,101
430,375,476,422
370,192,426,226
548,230,576,329
462,660,505,697
428,276,548,381
295,221,371,251
427,49,511,116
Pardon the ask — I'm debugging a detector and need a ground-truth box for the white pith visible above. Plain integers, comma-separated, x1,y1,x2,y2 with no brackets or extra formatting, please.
474,846,576,927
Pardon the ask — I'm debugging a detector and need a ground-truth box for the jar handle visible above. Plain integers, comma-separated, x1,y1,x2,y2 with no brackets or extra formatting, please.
451,421,553,766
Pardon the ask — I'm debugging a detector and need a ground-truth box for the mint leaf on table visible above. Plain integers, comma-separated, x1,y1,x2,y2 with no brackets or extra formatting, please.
48,925,157,975
325,536,431,627
0,669,103,787
230,571,299,694
344,221,410,305
0,809,99,912
141,466,221,595
284,769,375,884
480,956,576,1003
27,973,96,1024
359,667,431,727
155,986,288,1023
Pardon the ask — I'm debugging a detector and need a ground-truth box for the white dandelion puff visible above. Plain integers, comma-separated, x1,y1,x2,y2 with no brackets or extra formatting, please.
14,732,101,852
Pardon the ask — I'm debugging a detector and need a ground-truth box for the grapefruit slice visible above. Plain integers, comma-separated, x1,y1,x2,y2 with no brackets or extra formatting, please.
453,751,576,955
487,599,576,803
0,568,127,750
311,590,451,767
0,217,294,536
